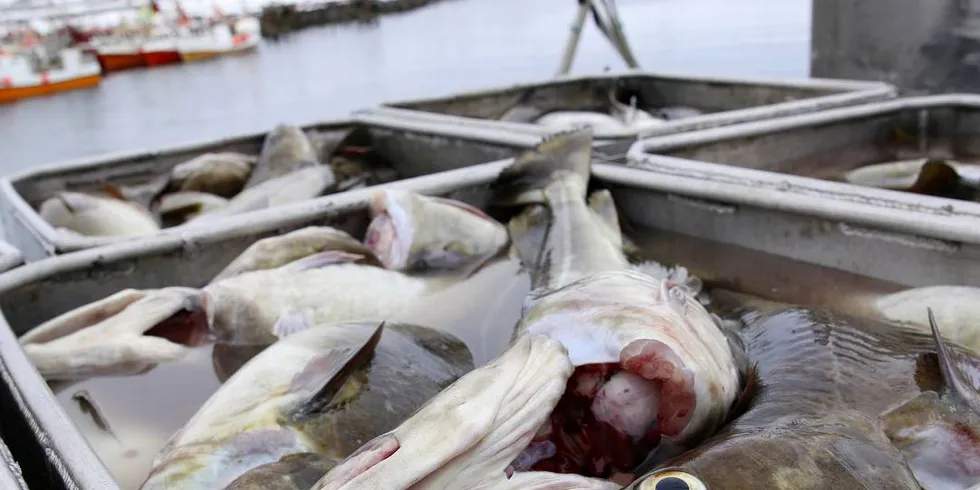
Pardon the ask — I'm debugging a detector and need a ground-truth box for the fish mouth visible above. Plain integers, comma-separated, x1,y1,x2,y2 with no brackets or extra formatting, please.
145,287,214,347
508,336,696,483
364,190,413,270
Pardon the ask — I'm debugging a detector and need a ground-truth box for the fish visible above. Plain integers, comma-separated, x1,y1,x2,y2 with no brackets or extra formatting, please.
140,320,474,490
38,187,161,237
535,111,632,133
625,303,980,490
152,191,229,227
364,189,510,272
191,164,337,222
201,248,434,345
607,89,668,132
246,124,321,188
485,127,740,481
842,158,980,200
872,285,980,355
318,126,400,189
20,288,208,381
310,333,618,490
211,226,382,283
167,152,256,198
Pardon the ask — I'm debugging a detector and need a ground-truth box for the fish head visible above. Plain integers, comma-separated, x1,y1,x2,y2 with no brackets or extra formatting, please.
365,189,508,272
628,408,926,490
511,269,742,480
310,334,618,490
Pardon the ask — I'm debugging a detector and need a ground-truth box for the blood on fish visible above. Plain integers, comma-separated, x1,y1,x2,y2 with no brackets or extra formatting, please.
528,363,663,478
146,309,210,347
620,339,696,437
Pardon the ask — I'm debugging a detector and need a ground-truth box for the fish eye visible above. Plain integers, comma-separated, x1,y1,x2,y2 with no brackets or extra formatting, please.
638,470,707,490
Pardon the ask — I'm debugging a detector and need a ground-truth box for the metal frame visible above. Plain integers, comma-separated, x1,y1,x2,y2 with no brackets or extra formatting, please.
357,70,898,141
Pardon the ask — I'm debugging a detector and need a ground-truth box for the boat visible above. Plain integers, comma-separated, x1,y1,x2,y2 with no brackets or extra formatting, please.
93,38,144,72
177,17,261,63
0,47,102,103
139,35,181,67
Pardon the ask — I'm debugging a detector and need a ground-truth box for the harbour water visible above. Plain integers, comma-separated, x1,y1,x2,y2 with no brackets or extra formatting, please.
0,0,810,173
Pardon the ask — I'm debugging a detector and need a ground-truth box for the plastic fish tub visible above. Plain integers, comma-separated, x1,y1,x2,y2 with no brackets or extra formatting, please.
627,94,980,203
2,154,980,489
359,71,897,146
0,113,583,262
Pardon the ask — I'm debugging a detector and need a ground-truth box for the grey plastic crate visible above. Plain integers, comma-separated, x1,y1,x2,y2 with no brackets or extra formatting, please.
1,156,980,489
0,113,593,262
357,71,897,145
628,94,980,208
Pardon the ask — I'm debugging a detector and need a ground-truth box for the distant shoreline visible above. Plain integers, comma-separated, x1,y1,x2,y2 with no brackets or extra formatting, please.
259,0,447,38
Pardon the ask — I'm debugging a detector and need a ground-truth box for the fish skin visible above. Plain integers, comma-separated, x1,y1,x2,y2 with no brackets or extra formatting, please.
20,287,205,381
874,285,980,356
211,226,382,283
39,191,160,237
629,306,980,490
141,321,473,490
153,191,229,226
203,256,429,345
190,165,336,222
310,333,617,490
364,189,509,272
223,453,335,490
842,158,980,193
247,124,321,188
168,152,256,198
488,127,739,478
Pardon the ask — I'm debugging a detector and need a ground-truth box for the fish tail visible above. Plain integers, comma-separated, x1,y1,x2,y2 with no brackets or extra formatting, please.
489,127,594,206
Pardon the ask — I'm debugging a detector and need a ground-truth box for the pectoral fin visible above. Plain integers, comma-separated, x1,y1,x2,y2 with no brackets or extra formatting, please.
292,322,384,418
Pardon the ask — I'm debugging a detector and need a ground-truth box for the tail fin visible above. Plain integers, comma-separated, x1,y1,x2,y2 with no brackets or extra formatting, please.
489,127,594,206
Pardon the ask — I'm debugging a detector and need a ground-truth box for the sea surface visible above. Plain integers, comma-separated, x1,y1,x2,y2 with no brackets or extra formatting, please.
0,0,811,173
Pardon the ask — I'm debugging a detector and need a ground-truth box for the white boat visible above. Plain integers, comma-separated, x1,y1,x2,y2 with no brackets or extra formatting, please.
176,16,261,63
0,47,102,103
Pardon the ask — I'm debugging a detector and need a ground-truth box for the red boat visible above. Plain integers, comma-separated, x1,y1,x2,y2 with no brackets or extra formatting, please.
139,37,181,67
94,42,145,72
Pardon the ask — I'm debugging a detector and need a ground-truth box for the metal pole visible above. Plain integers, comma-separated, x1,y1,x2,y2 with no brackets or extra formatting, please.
556,0,592,76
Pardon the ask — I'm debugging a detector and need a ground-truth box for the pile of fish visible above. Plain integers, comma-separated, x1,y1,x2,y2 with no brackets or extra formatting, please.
497,85,704,133
842,157,980,202
17,127,980,490
37,124,399,238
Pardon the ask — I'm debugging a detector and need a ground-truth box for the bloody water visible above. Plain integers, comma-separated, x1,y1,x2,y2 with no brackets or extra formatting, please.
54,227,906,489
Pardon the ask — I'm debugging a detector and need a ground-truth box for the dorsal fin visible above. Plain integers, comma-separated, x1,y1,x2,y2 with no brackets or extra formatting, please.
928,308,980,409
293,322,384,418
102,182,129,202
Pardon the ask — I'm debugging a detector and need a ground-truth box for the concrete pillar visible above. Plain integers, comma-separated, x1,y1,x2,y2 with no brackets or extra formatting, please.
810,0,980,93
